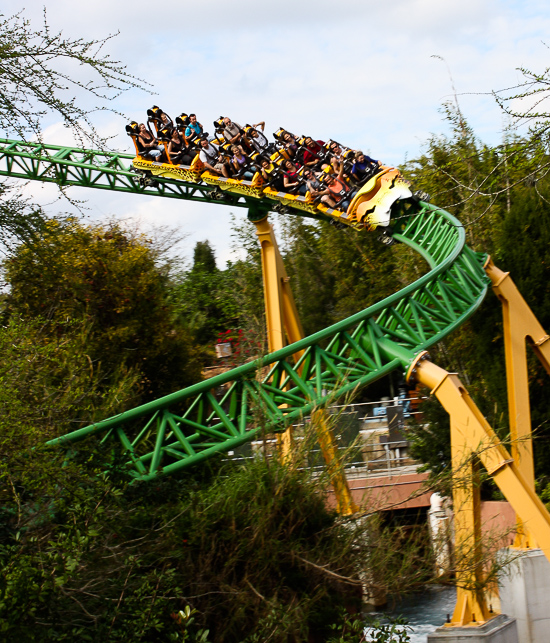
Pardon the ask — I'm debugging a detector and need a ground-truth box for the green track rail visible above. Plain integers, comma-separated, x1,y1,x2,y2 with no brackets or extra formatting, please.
0,137,490,481
0,138,324,221
0,138,249,207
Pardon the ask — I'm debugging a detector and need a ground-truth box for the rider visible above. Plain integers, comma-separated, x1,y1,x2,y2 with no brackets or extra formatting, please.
303,168,336,207
322,166,357,212
223,117,244,145
168,128,194,165
199,137,231,178
350,151,379,184
282,159,306,195
184,114,203,144
231,146,254,179
159,111,173,134
328,141,346,175
302,137,325,168
258,156,281,187
281,131,298,159
247,122,269,153
137,123,163,160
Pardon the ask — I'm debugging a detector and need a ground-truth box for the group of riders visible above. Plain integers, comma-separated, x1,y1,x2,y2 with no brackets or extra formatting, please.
127,106,382,213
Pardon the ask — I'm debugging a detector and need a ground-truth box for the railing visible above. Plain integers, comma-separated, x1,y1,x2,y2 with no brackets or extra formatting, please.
223,396,425,474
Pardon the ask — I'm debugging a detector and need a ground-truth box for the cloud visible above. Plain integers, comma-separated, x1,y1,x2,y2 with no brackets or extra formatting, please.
9,0,550,261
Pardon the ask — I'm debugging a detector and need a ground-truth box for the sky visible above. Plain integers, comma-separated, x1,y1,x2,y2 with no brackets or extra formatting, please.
7,0,550,266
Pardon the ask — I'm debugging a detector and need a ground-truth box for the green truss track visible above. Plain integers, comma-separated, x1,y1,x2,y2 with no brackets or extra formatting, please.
0,138,323,220
0,138,249,207
0,137,490,481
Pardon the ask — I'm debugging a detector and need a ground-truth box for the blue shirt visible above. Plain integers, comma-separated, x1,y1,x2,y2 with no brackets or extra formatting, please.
352,157,378,176
185,122,202,138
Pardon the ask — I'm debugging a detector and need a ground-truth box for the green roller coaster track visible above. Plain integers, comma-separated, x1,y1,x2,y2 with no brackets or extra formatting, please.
0,137,490,481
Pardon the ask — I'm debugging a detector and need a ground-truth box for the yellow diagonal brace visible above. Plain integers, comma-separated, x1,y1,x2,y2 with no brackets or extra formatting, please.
254,216,356,516
411,359,550,627
484,258,550,547
312,409,358,516
254,216,305,353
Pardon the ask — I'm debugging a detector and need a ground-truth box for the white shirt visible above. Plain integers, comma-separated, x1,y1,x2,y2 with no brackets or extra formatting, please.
250,130,269,153
199,142,219,164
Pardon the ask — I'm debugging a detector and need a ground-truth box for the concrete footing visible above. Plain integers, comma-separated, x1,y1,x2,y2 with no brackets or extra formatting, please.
498,548,550,643
427,614,518,642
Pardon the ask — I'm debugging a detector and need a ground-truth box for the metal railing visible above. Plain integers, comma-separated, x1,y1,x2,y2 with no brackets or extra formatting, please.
222,396,426,475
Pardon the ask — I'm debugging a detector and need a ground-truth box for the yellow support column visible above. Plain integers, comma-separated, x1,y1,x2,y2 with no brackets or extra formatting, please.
255,217,289,354
409,357,550,627
254,216,305,460
449,440,489,625
253,215,357,516
253,216,305,354
484,258,550,547
311,409,358,516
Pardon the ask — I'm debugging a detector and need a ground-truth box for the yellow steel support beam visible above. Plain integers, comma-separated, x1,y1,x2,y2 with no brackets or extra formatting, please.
410,358,550,627
449,452,488,626
485,258,550,547
253,216,356,515
254,216,305,459
311,409,358,515
254,217,305,352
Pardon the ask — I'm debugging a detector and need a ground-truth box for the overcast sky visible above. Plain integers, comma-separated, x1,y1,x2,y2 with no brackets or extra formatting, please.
9,0,550,266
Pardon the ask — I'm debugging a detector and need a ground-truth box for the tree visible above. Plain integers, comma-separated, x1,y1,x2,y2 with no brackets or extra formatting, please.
0,433,427,642
401,107,550,483
173,240,240,352
494,53,550,149
0,9,146,252
496,185,550,474
0,9,144,145
3,219,201,402
192,240,217,273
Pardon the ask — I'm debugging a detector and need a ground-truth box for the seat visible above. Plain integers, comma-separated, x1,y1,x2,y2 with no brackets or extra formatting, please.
126,121,160,161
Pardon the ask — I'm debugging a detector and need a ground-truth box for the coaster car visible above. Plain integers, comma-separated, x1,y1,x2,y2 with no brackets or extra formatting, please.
126,119,413,233
344,167,413,230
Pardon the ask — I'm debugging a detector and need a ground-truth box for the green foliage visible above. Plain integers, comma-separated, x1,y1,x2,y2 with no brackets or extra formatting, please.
401,104,550,479
172,606,211,642
0,8,145,257
173,241,239,350
327,607,411,643
0,316,139,444
170,457,360,642
405,397,452,491
3,219,201,400
496,186,550,472
493,51,550,144
0,449,367,642
0,188,57,253
192,240,217,273
538,480,550,513
496,186,550,323
226,213,266,350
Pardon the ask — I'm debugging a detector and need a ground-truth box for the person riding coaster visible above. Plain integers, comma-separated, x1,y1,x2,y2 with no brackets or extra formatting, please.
128,111,415,235
147,106,173,136
321,168,357,213
126,121,165,162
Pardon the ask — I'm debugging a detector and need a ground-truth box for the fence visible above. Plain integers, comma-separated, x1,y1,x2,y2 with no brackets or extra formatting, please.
223,396,427,474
